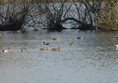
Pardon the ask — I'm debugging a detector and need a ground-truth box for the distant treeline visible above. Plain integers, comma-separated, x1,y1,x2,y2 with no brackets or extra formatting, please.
0,0,118,31
0,0,118,3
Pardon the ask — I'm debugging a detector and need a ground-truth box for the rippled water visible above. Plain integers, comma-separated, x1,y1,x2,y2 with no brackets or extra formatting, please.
0,30,118,83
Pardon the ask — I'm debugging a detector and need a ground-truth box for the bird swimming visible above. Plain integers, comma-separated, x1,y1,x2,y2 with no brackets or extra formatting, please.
21,48,27,52
43,42,49,45
52,37,61,42
77,36,85,39
3,47,10,53
69,42,75,47
115,45,118,49
51,47,60,52
40,47,49,51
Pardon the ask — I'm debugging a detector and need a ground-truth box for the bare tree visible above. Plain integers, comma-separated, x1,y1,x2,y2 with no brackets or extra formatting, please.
0,0,31,31
60,0,102,30
35,0,72,31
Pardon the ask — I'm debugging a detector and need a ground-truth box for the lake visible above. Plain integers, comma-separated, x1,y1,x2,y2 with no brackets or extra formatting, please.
0,30,118,83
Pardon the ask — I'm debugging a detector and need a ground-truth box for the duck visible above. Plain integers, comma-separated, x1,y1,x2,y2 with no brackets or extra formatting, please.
43,42,49,45
67,37,74,46
67,37,73,40
51,47,60,52
77,36,85,39
52,37,61,42
40,47,49,51
16,29,21,33
21,48,27,52
0,32,3,36
33,28,38,31
3,47,10,53
115,45,118,49
69,42,75,47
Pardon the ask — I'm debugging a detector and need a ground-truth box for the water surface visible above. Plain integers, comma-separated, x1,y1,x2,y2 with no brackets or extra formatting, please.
0,30,118,83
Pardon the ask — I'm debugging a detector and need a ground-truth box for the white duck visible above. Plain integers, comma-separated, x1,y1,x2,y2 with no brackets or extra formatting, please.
115,45,118,49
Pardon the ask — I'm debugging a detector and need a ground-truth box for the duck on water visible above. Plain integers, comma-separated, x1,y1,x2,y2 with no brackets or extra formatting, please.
116,45,118,49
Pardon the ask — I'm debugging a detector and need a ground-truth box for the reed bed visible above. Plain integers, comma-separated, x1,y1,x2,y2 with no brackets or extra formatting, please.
97,1,118,30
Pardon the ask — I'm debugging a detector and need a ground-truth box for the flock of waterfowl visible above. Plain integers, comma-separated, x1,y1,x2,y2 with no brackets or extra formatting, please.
2,46,61,53
39,47,61,52
1,36,85,53
38,36,79,52
2,47,27,53
0,31,118,53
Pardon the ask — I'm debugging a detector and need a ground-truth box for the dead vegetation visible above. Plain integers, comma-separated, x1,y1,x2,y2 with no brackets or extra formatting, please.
97,0,118,31
0,0,118,31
